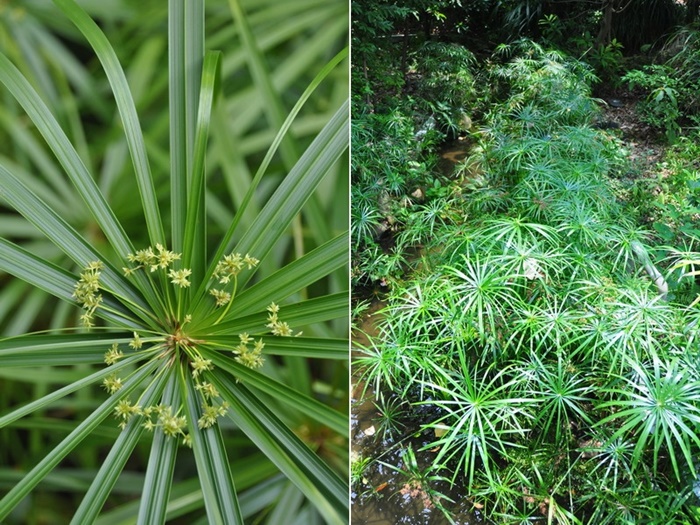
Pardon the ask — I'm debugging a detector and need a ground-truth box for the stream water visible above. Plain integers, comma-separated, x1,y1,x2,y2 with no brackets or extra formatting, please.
351,139,478,524
351,140,479,523
351,277,479,520
351,380,481,524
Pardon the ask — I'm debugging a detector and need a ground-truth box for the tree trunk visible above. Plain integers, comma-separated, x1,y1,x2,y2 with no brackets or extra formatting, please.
687,0,700,23
400,22,410,90
596,0,614,47
362,54,372,111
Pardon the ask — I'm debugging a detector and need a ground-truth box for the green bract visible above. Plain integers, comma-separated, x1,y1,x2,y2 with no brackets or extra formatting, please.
0,0,348,523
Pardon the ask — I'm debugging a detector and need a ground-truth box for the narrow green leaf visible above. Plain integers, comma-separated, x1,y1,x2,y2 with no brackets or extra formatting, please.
266,482,305,525
0,353,151,429
0,237,73,303
227,0,298,167
28,20,111,120
96,463,281,525
0,163,155,325
0,359,159,521
203,350,346,435
185,0,204,177
169,0,187,252
209,375,347,525
0,106,74,208
137,372,180,525
0,238,139,327
54,0,166,249
183,51,220,287
204,335,347,360
9,16,60,108
226,233,347,318
229,100,348,287
197,51,348,306
71,365,169,524
180,370,244,525
0,49,164,316
0,50,135,260
0,333,133,367
226,0,338,250
208,293,348,335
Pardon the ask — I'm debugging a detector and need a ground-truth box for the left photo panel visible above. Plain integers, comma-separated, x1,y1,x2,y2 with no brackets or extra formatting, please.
0,1,349,524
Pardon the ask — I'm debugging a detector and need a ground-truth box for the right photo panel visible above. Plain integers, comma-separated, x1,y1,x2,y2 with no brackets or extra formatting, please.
351,1,700,523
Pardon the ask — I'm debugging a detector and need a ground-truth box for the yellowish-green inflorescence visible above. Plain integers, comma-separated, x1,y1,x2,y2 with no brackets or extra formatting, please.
73,244,297,445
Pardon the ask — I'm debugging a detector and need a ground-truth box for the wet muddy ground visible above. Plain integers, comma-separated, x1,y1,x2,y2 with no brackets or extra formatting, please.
351,300,480,524
351,383,481,524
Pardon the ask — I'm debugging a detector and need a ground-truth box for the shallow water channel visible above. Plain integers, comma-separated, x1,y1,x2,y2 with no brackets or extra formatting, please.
351,139,480,523
351,384,481,524
351,140,480,523
351,301,480,524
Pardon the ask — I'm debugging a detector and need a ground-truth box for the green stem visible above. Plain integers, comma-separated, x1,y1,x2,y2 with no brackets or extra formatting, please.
215,276,238,325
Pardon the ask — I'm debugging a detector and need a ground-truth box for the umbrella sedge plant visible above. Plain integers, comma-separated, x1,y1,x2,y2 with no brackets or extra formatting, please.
0,0,349,523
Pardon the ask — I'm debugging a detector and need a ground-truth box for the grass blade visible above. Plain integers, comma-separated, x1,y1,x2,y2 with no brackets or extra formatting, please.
71,366,169,524
203,350,345,435
231,100,347,276
0,48,166,317
183,51,220,287
0,163,155,324
0,333,132,367
208,292,348,335
209,374,348,525
0,353,149,428
0,238,138,327
227,0,300,173
0,50,134,260
204,336,347,360
0,359,159,521
181,371,244,525
54,0,167,248
227,233,346,318
169,0,186,252
137,372,180,525
198,51,348,304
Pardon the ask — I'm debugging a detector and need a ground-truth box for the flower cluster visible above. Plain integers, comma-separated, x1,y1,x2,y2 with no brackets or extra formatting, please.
191,355,213,378
168,268,192,288
212,252,259,284
234,333,265,369
104,342,124,365
102,374,123,394
144,405,191,445
129,332,143,350
77,248,293,443
189,355,230,428
198,401,229,429
72,261,104,327
124,243,181,274
123,244,192,289
209,288,231,307
113,400,192,445
209,252,259,312
266,302,301,337
114,399,142,430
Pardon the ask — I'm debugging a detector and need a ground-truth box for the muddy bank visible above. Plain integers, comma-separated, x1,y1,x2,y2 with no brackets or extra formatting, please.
351,302,480,524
